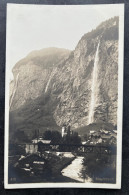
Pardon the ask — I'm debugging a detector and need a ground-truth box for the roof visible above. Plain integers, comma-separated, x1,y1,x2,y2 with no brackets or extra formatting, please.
26,143,38,146
110,136,117,140
82,141,86,145
33,161,44,164
32,139,51,144
90,131,95,134
101,134,111,139
39,140,51,144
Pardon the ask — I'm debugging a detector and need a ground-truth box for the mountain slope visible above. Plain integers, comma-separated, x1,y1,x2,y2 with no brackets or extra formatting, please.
9,16,119,137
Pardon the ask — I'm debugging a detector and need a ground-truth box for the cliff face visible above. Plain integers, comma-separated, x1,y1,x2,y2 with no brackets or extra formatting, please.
10,48,70,110
9,17,119,135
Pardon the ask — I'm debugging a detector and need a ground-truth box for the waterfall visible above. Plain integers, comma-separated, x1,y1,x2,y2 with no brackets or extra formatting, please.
88,42,100,124
9,73,19,109
45,69,56,93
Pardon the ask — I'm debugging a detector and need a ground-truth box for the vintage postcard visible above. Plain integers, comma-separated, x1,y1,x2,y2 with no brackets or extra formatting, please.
4,4,124,189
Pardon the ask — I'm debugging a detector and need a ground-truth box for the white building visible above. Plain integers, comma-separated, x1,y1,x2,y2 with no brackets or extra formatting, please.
25,144,38,154
62,125,67,137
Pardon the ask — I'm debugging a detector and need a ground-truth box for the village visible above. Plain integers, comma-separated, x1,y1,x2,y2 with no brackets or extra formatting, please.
8,124,117,183
25,125,117,154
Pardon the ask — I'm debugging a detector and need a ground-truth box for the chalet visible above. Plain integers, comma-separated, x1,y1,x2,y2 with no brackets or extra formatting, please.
32,160,46,173
103,130,109,134
113,130,117,134
90,130,95,135
101,134,111,139
93,132,100,137
17,154,46,175
109,136,116,145
100,129,110,134
101,134,111,143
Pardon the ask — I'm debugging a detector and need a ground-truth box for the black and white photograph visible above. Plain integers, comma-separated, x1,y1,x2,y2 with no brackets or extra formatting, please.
4,4,124,189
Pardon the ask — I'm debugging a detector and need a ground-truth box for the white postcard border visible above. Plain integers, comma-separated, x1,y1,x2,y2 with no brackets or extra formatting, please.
4,3,124,189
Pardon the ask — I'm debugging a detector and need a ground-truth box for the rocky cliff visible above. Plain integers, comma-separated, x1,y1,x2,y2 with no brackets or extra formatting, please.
9,16,119,136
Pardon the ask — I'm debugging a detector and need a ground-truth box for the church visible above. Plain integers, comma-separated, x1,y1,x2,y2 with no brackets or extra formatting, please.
62,124,73,138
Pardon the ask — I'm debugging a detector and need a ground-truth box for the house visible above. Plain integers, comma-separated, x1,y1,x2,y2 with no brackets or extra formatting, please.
109,136,116,145
101,130,108,134
25,144,38,154
113,130,117,134
32,160,45,173
90,130,95,135
101,134,111,143
97,138,102,144
93,132,100,137
100,129,109,134
18,154,46,175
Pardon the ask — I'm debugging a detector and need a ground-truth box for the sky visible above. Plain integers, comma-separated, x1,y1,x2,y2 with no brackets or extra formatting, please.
6,4,123,80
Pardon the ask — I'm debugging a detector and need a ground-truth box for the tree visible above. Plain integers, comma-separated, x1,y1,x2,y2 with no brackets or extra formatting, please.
43,130,62,144
43,130,52,140
32,130,39,139
51,131,62,144
84,134,88,141
70,132,81,145
63,132,81,145
81,153,116,182
12,130,30,144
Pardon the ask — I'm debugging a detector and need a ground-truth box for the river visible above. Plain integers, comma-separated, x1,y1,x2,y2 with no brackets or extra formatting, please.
61,156,92,183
